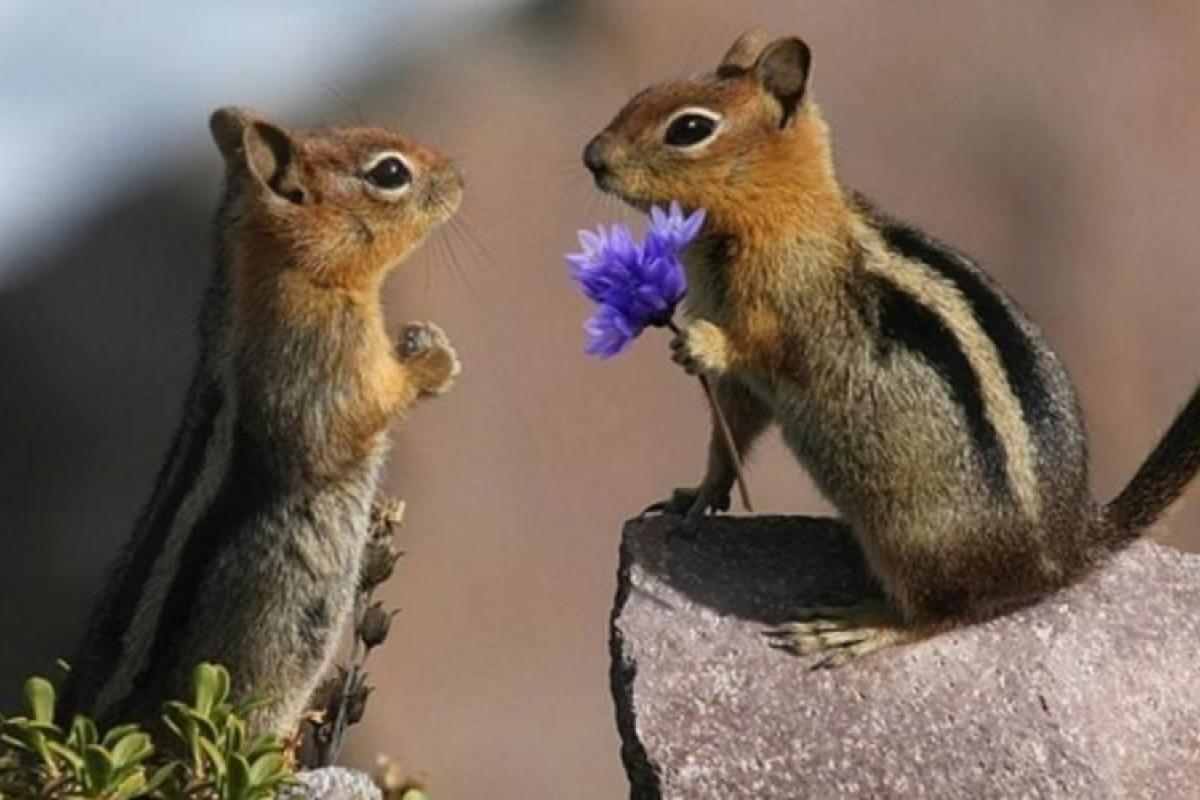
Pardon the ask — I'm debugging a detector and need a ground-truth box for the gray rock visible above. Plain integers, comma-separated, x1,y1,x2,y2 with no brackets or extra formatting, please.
286,767,382,800
611,515,1200,799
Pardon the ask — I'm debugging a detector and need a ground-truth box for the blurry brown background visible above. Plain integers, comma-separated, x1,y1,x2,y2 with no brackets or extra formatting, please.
4,2,1200,797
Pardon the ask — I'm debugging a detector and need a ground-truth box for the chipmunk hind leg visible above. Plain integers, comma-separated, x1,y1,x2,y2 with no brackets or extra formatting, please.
765,513,1044,667
764,599,930,668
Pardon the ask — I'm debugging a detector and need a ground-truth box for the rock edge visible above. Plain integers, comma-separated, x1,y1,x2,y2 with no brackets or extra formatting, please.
610,515,1200,799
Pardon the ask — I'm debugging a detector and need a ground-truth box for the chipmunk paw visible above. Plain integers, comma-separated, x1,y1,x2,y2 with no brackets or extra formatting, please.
764,602,910,668
399,321,460,396
641,485,730,537
670,319,731,376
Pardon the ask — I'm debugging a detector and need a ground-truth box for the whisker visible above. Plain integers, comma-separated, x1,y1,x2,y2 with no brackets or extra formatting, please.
427,226,450,293
438,229,466,296
320,80,368,126
426,220,470,302
446,213,498,274
439,221,482,302
422,234,436,296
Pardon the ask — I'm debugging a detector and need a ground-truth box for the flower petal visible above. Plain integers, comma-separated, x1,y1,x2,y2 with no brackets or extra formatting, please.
578,228,604,252
567,207,705,351
583,305,639,358
680,207,706,241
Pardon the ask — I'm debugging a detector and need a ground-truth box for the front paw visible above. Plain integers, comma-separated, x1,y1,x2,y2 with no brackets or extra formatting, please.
670,320,731,376
642,484,730,536
399,321,460,396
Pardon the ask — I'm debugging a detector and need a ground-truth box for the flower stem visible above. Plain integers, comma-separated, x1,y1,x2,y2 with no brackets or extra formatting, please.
667,320,754,512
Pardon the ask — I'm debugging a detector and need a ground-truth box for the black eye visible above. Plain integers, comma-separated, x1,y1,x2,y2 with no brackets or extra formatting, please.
364,156,411,190
664,113,719,148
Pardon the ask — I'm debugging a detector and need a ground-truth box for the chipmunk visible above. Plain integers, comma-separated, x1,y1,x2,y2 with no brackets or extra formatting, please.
60,107,462,733
584,30,1200,665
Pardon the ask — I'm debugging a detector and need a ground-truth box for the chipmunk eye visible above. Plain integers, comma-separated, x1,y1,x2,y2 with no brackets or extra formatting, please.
664,111,721,148
364,155,412,191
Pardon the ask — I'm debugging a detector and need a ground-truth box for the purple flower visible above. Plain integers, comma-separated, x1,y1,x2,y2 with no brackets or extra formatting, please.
583,304,637,358
646,201,707,257
566,203,706,358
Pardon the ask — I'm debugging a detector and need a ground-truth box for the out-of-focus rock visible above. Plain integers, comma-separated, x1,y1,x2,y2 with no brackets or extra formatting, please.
288,767,382,800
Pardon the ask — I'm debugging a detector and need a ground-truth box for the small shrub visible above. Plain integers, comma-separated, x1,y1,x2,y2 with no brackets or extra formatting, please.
0,663,294,800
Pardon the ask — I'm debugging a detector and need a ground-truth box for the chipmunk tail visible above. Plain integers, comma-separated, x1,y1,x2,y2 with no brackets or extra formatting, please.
1102,382,1200,543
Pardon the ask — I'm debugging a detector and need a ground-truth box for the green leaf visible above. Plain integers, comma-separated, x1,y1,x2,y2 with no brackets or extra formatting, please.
26,730,53,773
23,678,55,725
69,715,99,750
246,752,286,786
82,744,114,790
223,715,246,755
161,703,191,741
144,762,179,795
180,706,221,743
113,769,149,798
44,740,84,771
192,663,231,718
244,734,284,762
225,754,251,800
196,735,227,779
0,732,32,753
108,731,153,769
213,664,231,706
192,664,218,717
401,790,430,800
99,723,141,751
9,720,61,738
162,702,206,771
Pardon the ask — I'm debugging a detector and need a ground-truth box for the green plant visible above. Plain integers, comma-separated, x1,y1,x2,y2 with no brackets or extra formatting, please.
0,663,294,800
0,675,163,799
158,663,294,799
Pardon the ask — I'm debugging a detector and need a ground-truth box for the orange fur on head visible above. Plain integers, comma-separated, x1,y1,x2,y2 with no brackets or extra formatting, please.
211,107,463,295
208,107,464,477
585,34,849,248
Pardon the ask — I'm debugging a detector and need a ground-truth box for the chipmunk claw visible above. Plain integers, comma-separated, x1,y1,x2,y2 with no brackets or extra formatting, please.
763,601,910,667
641,486,730,537
639,500,672,517
400,321,447,359
669,320,731,377
669,333,701,376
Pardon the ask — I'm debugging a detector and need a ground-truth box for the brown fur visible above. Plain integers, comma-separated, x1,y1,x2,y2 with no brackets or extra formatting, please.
214,108,463,478
587,32,1200,664
63,108,460,734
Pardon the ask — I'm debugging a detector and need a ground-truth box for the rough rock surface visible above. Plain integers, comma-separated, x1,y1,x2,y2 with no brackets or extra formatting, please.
288,767,382,800
611,515,1200,799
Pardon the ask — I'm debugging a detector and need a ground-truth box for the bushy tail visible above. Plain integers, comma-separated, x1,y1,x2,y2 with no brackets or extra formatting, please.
1104,383,1200,539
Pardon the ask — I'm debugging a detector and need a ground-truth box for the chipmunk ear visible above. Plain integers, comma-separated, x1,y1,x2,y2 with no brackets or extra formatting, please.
209,107,307,204
718,28,771,76
753,37,813,128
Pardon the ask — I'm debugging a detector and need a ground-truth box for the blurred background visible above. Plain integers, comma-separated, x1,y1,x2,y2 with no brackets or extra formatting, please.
3,1,1200,796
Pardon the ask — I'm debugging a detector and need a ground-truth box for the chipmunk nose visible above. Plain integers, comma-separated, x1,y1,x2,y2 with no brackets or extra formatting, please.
583,136,609,178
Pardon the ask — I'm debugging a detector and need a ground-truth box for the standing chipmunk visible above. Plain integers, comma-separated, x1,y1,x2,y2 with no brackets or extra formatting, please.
584,30,1200,665
61,107,462,733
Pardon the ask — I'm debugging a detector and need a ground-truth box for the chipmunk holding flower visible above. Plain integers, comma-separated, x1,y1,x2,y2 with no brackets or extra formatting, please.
583,29,1200,665
61,107,461,733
